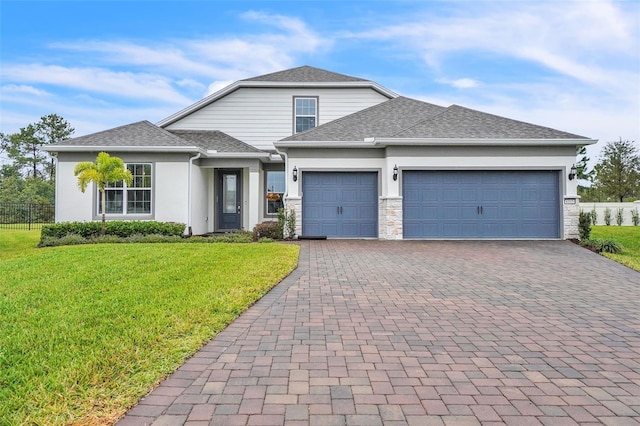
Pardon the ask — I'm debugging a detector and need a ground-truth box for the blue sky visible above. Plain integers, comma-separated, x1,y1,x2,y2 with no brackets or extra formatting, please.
1,0,639,164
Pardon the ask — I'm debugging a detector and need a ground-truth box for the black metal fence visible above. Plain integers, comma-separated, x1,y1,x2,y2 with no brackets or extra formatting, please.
0,203,55,230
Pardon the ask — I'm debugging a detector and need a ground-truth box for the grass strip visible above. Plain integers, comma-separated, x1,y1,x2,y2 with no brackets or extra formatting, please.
591,226,640,272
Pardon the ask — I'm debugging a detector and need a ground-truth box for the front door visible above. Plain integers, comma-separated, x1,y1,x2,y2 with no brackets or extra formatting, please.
217,170,241,230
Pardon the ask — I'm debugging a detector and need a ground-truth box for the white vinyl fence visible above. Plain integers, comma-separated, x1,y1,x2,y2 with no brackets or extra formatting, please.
580,201,640,226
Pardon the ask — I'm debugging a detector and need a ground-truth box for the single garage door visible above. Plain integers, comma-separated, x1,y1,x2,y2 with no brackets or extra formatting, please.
302,172,378,238
403,171,560,238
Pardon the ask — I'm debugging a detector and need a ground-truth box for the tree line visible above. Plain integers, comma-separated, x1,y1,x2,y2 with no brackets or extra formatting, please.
579,138,640,202
0,114,74,204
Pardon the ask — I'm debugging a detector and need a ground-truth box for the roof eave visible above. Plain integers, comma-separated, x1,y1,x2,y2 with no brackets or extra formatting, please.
371,138,598,146
157,81,398,128
204,150,270,158
274,140,376,150
42,145,203,153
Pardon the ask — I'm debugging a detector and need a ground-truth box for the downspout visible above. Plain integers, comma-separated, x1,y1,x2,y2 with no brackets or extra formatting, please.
279,150,290,207
187,152,201,236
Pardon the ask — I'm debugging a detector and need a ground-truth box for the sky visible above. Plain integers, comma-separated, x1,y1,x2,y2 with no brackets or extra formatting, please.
1,0,639,165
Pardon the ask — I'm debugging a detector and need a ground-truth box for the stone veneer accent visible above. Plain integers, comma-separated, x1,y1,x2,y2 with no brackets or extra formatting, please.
379,196,403,240
284,196,302,238
563,195,580,240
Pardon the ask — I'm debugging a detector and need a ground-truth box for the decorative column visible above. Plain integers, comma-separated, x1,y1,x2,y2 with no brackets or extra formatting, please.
379,196,403,240
563,195,580,240
284,196,302,237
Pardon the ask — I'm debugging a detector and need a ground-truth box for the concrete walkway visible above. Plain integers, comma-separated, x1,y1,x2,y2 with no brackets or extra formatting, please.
117,240,640,426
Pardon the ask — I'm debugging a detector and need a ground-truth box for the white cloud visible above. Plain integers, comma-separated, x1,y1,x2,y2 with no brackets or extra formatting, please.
0,64,192,105
1,84,51,97
346,1,638,99
437,78,479,89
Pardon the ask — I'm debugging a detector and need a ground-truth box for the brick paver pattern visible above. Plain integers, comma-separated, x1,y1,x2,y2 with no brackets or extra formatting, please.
117,240,640,426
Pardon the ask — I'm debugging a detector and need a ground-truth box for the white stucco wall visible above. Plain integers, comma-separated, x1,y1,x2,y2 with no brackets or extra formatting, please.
190,165,210,235
154,162,189,225
55,161,94,222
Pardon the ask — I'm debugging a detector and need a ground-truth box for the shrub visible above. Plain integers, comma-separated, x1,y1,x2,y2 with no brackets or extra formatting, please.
277,208,286,239
616,208,624,226
604,208,612,226
285,208,296,239
209,231,253,243
40,221,186,245
582,238,623,254
578,211,591,241
589,208,597,225
39,234,89,247
631,208,639,226
253,221,281,241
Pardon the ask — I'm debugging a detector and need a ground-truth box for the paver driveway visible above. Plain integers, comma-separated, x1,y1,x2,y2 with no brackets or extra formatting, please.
117,240,640,426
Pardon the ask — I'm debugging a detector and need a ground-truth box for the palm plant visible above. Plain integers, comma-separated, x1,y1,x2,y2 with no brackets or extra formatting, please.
74,152,132,235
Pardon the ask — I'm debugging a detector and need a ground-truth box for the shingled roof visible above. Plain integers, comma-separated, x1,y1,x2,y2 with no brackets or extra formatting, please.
167,130,265,153
281,97,446,141
393,105,589,139
47,121,274,155
49,121,193,147
282,97,589,142
242,65,367,83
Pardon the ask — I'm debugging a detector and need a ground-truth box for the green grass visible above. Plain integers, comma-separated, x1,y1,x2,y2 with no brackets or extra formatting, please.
0,229,41,260
0,231,299,425
591,226,640,272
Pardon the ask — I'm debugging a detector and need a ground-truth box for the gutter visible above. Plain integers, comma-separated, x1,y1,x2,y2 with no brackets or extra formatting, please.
42,145,203,153
275,138,598,149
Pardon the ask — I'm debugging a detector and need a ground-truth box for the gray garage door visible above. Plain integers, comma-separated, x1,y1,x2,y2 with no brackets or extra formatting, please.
302,172,378,238
403,171,560,238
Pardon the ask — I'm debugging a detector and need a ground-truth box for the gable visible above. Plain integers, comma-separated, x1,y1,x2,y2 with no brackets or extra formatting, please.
162,87,392,150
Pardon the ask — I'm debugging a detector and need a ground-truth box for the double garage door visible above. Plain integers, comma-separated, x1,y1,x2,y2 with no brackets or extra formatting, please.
301,171,560,239
403,171,560,238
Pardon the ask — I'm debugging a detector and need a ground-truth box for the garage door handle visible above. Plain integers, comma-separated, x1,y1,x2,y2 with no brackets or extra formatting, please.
480,205,483,215
477,206,480,215
337,206,340,215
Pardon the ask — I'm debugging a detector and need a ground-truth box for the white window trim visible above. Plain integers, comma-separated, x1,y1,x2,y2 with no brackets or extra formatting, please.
96,163,153,217
293,96,318,134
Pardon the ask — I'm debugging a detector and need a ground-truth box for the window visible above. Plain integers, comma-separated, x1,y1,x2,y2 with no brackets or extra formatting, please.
265,170,285,215
99,163,152,215
294,97,317,133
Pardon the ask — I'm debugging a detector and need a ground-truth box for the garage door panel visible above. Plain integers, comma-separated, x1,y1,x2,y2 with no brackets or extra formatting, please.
302,172,377,238
404,171,560,238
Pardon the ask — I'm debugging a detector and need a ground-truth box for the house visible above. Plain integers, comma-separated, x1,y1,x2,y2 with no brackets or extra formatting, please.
44,66,596,239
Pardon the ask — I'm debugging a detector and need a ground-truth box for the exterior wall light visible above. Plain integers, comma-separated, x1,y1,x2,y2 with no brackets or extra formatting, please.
292,166,298,182
393,164,398,181
568,164,577,180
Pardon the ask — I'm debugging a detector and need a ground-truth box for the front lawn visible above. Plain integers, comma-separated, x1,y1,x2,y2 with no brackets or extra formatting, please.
591,226,640,272
0,232,299,425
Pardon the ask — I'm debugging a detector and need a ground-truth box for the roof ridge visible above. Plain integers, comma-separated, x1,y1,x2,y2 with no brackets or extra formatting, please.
141,121,194,147
388,102,454,137
445,104,589,138
242,65,368,82
167,129,265,153
61,120,148,143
